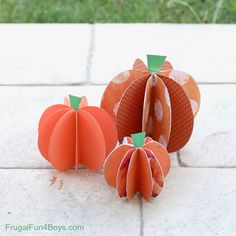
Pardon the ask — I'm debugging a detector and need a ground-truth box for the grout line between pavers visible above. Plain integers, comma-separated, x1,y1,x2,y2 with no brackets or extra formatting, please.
198,82,236,85
175,151,181,167
0,83,92,86
0,166,87,170
138,194,144,236
0,82,236,87
1,166,236,170
176,151,236,168
176,165,236,169
177,151,188,167
85,24,95,83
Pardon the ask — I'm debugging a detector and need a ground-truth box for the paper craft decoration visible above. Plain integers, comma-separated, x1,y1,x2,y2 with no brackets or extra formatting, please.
104,132,170,201
101,55,201,152
38,95,118,172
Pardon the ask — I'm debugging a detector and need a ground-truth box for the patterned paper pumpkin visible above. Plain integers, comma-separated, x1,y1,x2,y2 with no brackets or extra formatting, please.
101,55,201,152
104,132,170,201
38,95,118,172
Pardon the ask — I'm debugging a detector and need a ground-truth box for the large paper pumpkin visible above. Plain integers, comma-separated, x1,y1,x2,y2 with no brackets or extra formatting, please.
104,132,170,201
38,95,118,172
101,55,201,152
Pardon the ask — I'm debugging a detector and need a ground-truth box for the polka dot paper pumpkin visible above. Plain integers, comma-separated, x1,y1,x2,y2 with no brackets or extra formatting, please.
101,55,201,152
104,132,170,201
38,95,118,172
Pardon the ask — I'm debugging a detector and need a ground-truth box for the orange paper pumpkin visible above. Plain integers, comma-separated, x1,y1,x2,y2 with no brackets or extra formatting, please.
104,132,170,201
101,55,201,152
38,95,118,172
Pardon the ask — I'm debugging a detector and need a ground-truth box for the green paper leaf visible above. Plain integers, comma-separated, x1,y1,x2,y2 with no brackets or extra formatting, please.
131,132,146,148
69,95,82,110
147,54,167,72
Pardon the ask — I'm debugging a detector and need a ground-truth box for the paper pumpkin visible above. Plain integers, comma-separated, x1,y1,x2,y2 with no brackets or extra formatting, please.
101,55,201,152
38,95,118,172
104,132,170,201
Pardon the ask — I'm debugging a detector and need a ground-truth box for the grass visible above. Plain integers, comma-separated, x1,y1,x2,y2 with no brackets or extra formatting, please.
0,0,235,23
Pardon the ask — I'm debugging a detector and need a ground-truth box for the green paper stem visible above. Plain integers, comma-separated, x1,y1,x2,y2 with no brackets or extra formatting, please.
131,132,146,148
147,54,167,73
69,95,82,110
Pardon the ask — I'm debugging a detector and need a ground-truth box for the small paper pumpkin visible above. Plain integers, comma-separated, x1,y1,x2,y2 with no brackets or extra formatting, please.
104,132,170,201
38,95,118,172
101,55,201,152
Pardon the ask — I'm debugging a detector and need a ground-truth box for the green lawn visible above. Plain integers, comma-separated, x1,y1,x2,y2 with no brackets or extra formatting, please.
0,0,235,23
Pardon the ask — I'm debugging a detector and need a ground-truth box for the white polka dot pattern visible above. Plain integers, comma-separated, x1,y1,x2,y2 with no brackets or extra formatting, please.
112,71,130,84
190,99,198,115
154,100,163,122
169,70,190,85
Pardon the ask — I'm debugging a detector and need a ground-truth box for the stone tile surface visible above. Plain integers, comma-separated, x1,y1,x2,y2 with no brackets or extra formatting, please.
91,24,236,83
143,168,236,236
180,84,236,167
0,169,140,236
0,24,91,84
170,153,178,167
0,24,235,236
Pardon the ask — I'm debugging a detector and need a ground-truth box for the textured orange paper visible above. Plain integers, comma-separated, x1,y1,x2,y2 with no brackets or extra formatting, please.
104,135,170,201
101,56,200,152
38,96,118,172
